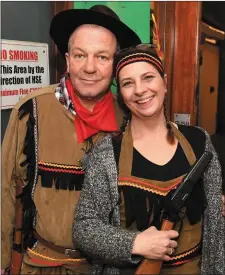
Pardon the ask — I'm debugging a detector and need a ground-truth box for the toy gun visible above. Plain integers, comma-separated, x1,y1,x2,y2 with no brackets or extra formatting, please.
135,151,213,275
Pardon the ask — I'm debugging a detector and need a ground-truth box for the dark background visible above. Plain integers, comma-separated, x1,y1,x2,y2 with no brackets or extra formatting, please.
202,2,225,31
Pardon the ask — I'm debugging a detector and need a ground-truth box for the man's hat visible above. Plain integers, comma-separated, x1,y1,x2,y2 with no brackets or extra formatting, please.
50,5,141,57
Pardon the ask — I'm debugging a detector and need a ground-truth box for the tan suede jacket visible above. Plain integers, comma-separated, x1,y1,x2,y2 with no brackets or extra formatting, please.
2,84,123,270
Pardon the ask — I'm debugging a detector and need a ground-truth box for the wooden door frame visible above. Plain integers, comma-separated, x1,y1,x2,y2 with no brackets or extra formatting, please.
200,22,225,134
154,1,202,125
153,1,175,122
199,42,220,135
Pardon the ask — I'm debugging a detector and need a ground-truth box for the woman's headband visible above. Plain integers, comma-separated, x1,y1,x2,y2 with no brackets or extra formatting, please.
114,44,164,80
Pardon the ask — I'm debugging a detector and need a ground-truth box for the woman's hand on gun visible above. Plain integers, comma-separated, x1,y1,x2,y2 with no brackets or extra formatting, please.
132,226,179,261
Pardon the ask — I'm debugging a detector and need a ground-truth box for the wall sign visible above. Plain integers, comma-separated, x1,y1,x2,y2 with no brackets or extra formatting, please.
1,39,50,109
174,113,191,126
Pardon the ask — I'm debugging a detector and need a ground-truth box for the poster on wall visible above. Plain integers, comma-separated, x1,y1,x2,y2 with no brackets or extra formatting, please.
0,39,50,109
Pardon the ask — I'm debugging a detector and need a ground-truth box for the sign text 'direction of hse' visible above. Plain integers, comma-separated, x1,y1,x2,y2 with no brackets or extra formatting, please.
1,39,50,109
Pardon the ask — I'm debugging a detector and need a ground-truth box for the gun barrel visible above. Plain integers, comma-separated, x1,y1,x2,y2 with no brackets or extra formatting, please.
170,151,212,212
183,151,212,184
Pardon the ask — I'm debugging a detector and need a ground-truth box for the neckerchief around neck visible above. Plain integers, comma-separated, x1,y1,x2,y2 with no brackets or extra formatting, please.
55,73,118,143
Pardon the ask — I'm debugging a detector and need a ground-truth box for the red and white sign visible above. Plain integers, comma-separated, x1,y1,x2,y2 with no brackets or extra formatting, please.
1,39,50,109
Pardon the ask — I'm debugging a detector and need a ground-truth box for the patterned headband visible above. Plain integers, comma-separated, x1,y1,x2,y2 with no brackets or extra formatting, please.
115,52,164,80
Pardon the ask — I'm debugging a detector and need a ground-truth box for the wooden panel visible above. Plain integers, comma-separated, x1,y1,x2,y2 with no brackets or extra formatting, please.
199,43,219,135
172,2,201,125
51,1,74,83
154,1,202,125
154,2,175,120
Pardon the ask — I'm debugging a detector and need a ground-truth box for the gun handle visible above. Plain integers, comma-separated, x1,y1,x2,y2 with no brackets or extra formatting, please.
135,220,174,275
160,219,174,230
10,251,23,275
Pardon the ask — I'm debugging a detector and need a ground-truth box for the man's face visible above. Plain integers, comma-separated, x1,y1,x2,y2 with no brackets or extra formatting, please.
66,25,117,102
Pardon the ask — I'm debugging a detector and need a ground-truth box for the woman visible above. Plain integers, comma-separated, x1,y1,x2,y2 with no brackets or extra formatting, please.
73,45,225,275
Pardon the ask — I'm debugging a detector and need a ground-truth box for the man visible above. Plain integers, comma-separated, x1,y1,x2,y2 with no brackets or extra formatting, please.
1,5,141,275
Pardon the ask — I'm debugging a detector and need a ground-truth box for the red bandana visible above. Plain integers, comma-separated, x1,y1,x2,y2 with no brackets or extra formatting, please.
66,78,118,143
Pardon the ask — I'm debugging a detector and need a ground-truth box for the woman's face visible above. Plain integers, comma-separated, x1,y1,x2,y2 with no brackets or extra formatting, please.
119,61,167,119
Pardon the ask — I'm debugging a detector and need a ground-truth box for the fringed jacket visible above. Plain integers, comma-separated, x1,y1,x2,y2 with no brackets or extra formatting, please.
1,84,122,270
73,127,225,275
